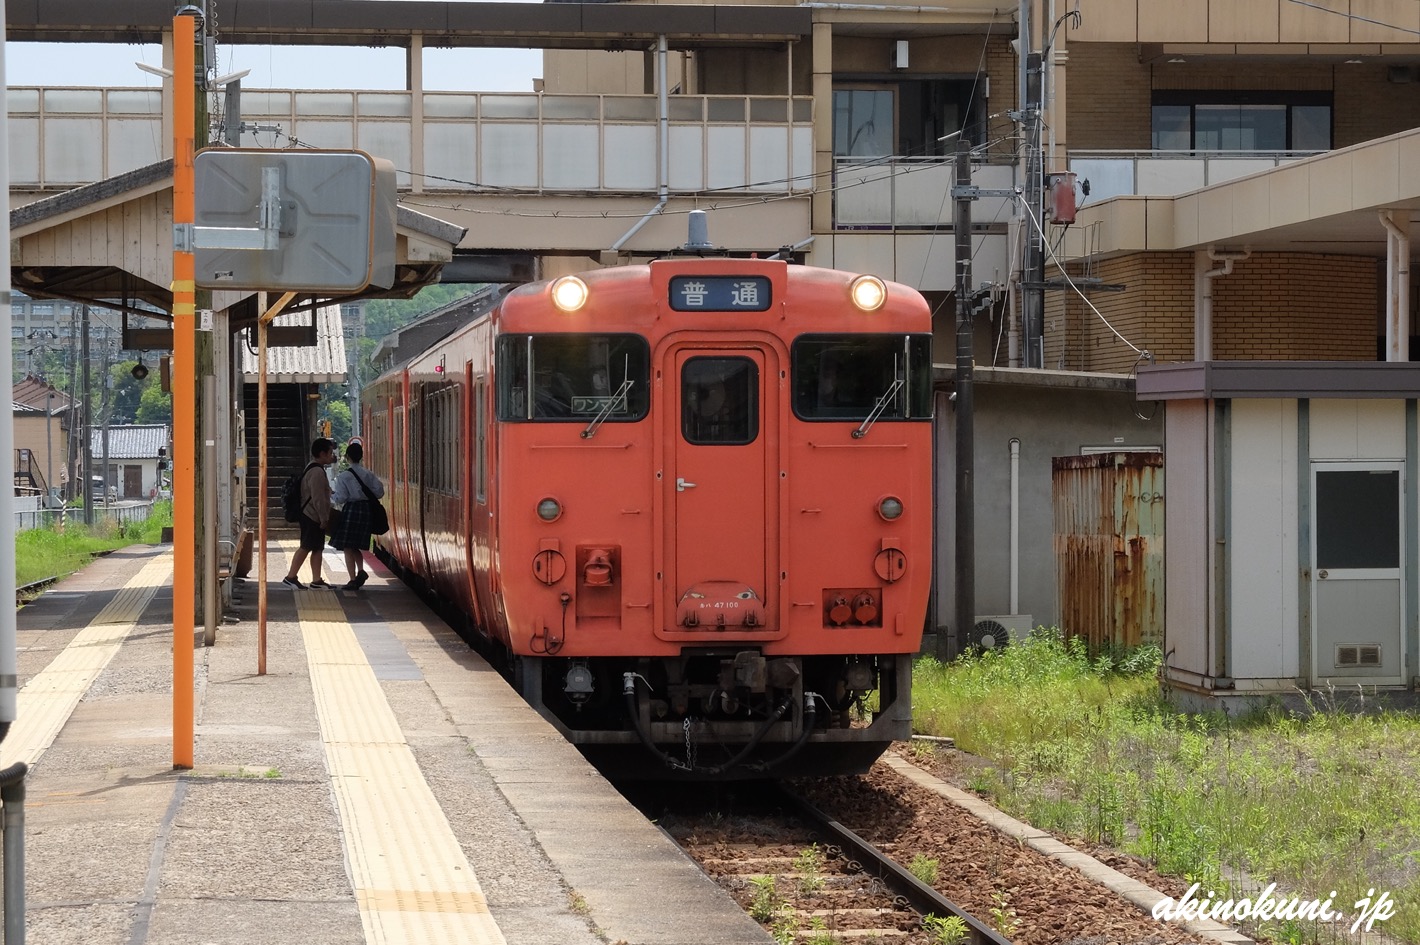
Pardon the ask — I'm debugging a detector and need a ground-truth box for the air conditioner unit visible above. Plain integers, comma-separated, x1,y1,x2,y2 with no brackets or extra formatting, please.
968,615,1033,651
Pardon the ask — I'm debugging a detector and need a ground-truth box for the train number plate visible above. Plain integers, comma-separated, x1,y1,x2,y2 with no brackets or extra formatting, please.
669,276,772,312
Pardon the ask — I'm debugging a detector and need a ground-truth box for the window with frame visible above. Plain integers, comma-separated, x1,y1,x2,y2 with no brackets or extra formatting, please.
681,357,759,446
792,334,933,421
496,334,650,422
1151,91,1331,152
422,383,461,495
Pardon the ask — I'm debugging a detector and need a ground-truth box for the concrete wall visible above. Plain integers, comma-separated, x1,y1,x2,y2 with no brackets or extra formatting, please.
1067,45,1420,153
1072,0,1420,44
934,380,1164,640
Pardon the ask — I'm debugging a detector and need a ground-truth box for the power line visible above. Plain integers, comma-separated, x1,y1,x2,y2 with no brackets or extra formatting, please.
1019,197,1149,359
1285,0,1420,36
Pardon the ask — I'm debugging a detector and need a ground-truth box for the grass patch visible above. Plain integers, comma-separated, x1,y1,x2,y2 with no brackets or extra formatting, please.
15,502,173,589
913,629,1420,941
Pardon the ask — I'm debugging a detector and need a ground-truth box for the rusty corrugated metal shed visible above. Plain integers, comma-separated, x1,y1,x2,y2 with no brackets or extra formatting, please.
1052,451,1164,649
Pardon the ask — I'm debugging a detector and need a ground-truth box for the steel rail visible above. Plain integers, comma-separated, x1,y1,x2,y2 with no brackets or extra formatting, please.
776,784,1015,945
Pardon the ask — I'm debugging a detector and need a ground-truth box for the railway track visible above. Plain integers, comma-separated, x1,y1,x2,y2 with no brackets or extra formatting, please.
649,752,1221,945
17,576,60,604
651,782,1012,944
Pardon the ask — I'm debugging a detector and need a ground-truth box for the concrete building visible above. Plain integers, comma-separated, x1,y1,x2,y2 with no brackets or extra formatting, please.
88,423,170,499
12,377,75,502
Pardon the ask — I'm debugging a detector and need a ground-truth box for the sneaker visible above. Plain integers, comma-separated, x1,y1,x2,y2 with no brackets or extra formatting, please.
309,579,332,589
281,576,305,589
341,579,361,591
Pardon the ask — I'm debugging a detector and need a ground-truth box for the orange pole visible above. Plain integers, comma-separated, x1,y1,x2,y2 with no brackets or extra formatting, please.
257,307,267,676
172,14,196,769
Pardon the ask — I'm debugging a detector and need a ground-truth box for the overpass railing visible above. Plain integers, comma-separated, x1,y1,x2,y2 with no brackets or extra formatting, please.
8,87,813,196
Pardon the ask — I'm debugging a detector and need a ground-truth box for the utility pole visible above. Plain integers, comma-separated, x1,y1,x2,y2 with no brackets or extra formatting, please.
948,140,975,662
1022,50,1045,369
81,306,93,526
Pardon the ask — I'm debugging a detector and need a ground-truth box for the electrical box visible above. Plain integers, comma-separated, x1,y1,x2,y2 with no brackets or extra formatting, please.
1045,171,1078,225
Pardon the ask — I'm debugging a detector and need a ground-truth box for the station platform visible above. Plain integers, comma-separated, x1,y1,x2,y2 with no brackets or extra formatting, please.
4,541,773,945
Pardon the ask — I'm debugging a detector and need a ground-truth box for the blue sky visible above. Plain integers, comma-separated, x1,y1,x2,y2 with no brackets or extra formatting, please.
5,40,541,92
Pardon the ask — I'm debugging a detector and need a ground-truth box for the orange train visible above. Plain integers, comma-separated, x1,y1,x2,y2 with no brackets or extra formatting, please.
363,248,933,777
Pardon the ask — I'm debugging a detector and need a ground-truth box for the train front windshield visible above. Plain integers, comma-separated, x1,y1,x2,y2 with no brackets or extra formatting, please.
496,334,651,421
792,334,933,421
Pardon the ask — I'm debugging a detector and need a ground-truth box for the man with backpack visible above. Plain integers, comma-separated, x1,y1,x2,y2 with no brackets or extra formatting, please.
281,437,337,589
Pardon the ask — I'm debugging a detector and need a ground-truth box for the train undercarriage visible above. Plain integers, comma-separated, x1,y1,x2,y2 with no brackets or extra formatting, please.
513,650,914,779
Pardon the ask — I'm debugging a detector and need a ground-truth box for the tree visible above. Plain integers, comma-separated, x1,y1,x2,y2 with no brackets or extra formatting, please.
324,400,352,443
109,361,145,423
136,383,173,424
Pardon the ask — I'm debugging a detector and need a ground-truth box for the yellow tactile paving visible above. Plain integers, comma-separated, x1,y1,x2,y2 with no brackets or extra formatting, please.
1,552,175,769
296,594,507,945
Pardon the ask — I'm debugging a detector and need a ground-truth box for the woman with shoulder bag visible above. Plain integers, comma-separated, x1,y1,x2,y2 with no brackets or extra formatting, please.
328,442,386,590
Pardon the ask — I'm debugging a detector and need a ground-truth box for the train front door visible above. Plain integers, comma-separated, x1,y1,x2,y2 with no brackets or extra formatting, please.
668,348,777,630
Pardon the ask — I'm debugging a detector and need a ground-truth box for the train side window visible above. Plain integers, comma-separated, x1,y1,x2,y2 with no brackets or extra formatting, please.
791,334,933,421
682,357,758,446
495,334,650,422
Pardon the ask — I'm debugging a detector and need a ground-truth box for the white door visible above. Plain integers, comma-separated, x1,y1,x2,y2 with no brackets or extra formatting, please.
1312,463,1405,684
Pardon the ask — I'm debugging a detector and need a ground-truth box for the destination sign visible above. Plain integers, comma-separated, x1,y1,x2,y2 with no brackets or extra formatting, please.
669,276,772,312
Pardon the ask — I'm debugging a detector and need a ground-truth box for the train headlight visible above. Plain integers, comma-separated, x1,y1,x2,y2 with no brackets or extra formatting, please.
537,497,563,522
850,275,887,312
878,496,904,521
551,276,589,312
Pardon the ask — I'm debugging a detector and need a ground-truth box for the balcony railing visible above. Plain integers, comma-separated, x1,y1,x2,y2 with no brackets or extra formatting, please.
8,87,814,196
1066,150,1322,202
832,157,1016,229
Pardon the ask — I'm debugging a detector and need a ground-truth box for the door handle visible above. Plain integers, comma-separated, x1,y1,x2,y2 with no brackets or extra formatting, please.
676,478,697,492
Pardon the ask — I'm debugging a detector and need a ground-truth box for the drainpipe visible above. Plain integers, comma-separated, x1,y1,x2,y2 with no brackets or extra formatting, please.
1195,246,1251,360
1380,210,1411,362
1009,437,1020,615
610,35,670,254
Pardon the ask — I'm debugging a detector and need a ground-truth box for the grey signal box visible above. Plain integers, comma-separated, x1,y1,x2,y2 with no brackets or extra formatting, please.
193,148,396,293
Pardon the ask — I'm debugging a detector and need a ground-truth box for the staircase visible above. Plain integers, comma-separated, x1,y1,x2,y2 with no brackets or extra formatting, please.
14,449,51,504
243,383,310,527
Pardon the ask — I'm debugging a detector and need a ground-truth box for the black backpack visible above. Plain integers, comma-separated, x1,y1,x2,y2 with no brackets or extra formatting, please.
281,463,318,523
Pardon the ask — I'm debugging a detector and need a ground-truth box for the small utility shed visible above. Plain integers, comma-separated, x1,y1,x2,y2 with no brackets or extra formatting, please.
1137,361,1420,708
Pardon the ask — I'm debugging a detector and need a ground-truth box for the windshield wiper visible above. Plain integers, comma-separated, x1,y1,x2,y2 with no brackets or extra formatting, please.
581,378,634,439
852,378,903,439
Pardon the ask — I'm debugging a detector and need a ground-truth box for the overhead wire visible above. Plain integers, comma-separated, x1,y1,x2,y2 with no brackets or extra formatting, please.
1284,0,1420,36
1018,195,1150,360
917,15,1001,290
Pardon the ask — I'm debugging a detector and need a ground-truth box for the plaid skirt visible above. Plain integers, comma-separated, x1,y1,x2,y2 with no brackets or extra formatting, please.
329,500,374,551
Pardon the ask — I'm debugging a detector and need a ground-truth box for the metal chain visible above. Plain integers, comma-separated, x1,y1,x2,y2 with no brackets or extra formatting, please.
683,716,696,770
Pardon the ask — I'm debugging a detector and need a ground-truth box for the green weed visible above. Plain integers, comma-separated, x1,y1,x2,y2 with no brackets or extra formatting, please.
749,875,786,923
912,630,1420,941
908,854,939,886
989,891,1019,938
794,844,826,894
921,914,969,945
15,500,174,588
